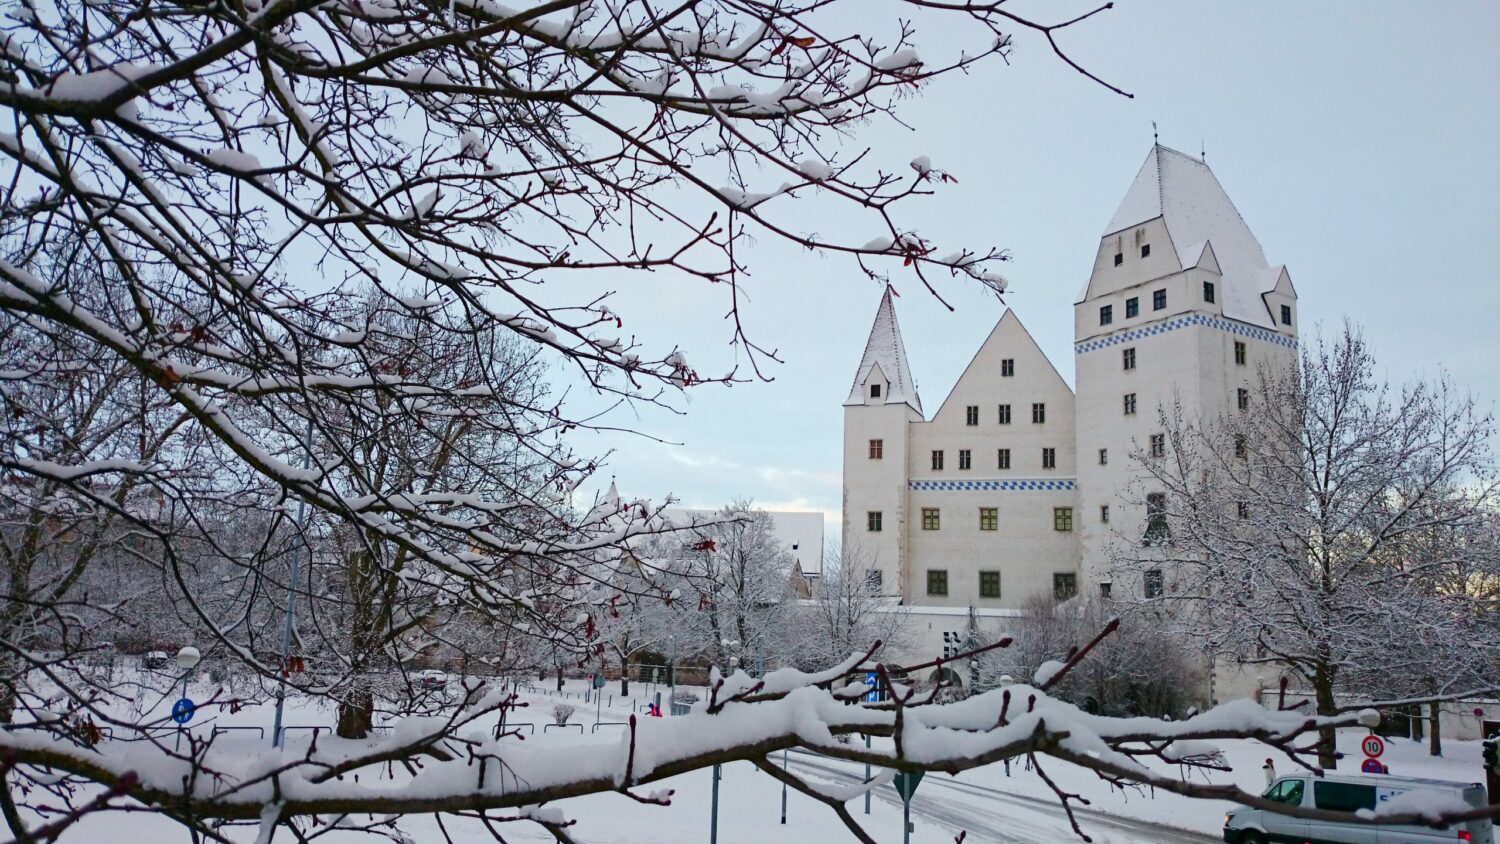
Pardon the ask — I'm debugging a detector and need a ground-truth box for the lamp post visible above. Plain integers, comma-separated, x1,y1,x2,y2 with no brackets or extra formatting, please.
711,639,739,844
272,417,314,748
174,646,200,752
1000,675,1014,776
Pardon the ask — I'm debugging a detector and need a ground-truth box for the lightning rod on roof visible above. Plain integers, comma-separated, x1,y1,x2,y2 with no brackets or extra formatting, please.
1201,139,1207,162
1152,121,1158,144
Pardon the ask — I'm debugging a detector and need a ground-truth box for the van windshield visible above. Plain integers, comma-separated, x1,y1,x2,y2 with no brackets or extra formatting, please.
1265,779,1305,805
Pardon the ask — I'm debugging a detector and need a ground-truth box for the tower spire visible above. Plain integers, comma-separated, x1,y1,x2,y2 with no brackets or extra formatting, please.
845,286,922,414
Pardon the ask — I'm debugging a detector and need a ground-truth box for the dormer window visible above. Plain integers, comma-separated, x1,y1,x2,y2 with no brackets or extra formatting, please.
1140,244,1151,259
1203,281,1216,304
1113,252,1123,267
1281,304,1293,326
870,383,881,398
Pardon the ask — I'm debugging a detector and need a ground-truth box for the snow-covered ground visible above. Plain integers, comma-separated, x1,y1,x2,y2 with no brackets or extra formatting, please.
21,672,1496,843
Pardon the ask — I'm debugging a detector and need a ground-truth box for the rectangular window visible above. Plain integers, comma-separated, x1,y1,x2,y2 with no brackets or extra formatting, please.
1122,347,1136,370
931,450,944,470
965,405,979,426
868,439,883,459
1280,304,1293,326
1140,243,1151,259
1150,433,1165,458
870,383,881,398
1053,506,1073,531
1098,448,1108,465
979,507,998,531
1099,304,1113,326
1100,582,1112,599
1100,504,1110,523
1153,289,1167,311
867,511,883,532
958,449,971,470
979,571,1001,599
1032,403,1046,424
1234,341,1247,366
997,448,1011,470
1237,388,1249,411
1234,434,1247,459
1125,297,1139,318
1203,280,1215,303
865,569,882,591
1144,492,1170,545
921,508,940,531
1042,447,1056,469
1113,252,1123,267
997,404,1011,425
1313,782,1376,813
1236,501,1250,520
1123,393,1137,415
1053,573,1078,600
1144,569,1164,599
1001,358,1014,377
926,569,948,596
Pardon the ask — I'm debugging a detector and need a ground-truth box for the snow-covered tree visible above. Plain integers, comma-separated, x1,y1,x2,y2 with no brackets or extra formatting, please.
1110,326,1498,767
671,501,796,672
7,1,1494,840
790,541,912,672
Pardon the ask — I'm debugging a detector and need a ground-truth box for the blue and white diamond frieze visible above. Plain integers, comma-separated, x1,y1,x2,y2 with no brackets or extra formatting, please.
909,479,1077,492
1073,314,1297,355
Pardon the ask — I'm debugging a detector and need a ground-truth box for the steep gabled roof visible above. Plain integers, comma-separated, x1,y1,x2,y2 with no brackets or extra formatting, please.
845,286,922,414
1104,145,1281,328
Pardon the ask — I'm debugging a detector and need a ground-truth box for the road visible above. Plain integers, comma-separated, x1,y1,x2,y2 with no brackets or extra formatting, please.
785,751,1218,844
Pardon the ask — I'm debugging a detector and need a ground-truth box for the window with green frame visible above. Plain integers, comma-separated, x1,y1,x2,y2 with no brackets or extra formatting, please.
1053,507,1073,532
1053,572,1078,600
926,569,948,596
979,507,997,531
921,508,940,530
979,571,1001,598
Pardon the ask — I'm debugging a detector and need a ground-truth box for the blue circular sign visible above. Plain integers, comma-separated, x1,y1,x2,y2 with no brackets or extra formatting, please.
171,698,196,724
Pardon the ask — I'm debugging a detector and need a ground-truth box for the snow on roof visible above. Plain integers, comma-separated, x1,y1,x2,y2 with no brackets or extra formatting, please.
1104,145,1281,328
844,286,923,414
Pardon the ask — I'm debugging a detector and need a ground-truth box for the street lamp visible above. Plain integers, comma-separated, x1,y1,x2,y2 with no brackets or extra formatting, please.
175,646,200,752
712,638,739,844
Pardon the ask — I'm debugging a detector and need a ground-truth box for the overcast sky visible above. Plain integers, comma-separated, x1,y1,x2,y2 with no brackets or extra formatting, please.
579,1,1500,536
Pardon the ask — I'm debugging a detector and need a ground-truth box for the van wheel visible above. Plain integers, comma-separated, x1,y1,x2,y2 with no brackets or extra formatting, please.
1239,833,1266,844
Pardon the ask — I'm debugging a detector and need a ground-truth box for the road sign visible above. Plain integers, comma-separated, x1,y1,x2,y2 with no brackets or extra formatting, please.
1361,734,1385,759
593,675,607,689
865,671,879,703
1361,757,1385,774
892,771,925,801
171,698,196,725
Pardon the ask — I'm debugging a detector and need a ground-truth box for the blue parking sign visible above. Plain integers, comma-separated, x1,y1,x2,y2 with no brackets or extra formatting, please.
864,671,879,703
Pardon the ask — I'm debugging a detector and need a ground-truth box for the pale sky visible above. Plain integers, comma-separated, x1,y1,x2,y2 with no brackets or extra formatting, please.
580,1,1500,533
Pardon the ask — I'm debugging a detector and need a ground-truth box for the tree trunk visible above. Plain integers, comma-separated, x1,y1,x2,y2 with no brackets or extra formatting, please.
336,687,374,739
1312,666,1339,769
555,666,564,692
1429,700,1442,756
620,673,629,696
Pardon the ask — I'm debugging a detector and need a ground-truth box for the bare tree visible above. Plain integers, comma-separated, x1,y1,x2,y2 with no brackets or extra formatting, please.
671,501,795,672
791,540,911,671
978,594,1204,718
1111,326,1498,767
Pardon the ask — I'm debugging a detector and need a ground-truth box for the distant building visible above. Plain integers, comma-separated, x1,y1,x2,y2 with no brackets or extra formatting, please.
841,145,1299,697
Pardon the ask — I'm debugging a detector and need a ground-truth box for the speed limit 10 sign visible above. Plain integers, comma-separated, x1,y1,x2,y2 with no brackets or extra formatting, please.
1361,734,1385,759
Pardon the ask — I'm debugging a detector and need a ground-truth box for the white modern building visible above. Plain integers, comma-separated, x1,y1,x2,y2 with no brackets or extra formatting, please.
841,145,1299,698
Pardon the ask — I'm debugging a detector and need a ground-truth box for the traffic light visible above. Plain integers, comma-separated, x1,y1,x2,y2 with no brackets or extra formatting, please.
1484,739,1499,777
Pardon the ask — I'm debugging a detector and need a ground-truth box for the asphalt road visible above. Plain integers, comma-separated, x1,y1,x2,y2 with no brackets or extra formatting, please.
785,751,1219,844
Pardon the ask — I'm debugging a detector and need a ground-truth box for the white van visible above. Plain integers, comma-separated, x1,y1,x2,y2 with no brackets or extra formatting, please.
1223,772,1491,843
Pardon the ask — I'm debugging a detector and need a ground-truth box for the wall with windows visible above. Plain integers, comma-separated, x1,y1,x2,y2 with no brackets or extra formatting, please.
897,310,1081,608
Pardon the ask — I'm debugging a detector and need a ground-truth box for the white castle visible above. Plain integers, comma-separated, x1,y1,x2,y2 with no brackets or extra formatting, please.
842,145,1299,699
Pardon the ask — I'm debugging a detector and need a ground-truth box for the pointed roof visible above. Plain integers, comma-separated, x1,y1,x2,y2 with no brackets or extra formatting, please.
845,287,922,414
1103,145,1280,328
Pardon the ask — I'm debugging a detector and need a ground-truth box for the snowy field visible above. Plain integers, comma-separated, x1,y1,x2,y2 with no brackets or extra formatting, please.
22,672,1495,843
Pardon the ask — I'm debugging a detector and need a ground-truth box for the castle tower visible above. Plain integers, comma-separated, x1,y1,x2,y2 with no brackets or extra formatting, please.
1074,145,1299,596
841,287,922,595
